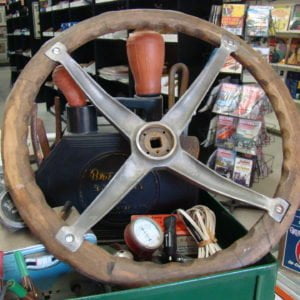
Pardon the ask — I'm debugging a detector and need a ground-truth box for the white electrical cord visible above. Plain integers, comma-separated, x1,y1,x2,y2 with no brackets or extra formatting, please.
177,205,221,258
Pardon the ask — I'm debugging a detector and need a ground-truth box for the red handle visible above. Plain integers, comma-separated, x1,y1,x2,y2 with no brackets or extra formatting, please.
127,30,165,96
52,65,87,107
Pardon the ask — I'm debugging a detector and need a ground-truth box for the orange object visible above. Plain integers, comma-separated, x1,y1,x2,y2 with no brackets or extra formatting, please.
131,214,189,236
52,65,87,107
127,30,165,96
275,286,294,300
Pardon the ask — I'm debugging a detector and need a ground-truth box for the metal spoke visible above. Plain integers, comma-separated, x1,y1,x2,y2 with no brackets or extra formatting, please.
162,36,238,135
45,42,145,139
168,150,289,222
55,155,151,251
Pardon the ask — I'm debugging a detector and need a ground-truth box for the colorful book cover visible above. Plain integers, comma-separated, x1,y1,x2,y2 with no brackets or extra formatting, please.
289,4,300,30
268,37,288,63
235,85,266,119
220,55,242,74
232,157,253,187
221,4,246,35
213,83,241,115
234,119,262,155
271,5,292,32
214,148,236,179
245,6,271,37
215,115,237,150
286,38,300,66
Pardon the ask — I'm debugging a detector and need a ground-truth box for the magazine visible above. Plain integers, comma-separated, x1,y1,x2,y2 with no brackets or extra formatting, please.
245,6,271,37
234,119,262,155
232,157,253,187
286,38,300,66
214,148,236,179
268,37,288,63
215,115,237,150
213,83,241,115
271,5,292,32
235,85,266,119
289,4,300,31
221,4,246,35
220,55,242,74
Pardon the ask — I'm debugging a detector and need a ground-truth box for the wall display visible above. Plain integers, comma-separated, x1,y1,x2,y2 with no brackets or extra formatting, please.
289,4,300,31
214,148,235,179
245,6,271,37
215,115,237,150
221,4,246,36
271,5,292,33
232,156,253,187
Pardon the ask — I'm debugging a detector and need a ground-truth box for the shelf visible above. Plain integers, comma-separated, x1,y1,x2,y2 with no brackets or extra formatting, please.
70,0,89,8
271,63,300,73
41,1,69,12
42,31,54,37
274,30,300,38
95,0,118,4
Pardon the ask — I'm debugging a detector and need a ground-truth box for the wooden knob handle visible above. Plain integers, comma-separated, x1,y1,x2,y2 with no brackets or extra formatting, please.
127,30,165,96
52,65,87,107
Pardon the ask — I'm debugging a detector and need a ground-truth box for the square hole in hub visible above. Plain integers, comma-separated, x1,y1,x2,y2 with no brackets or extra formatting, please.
150,137,162,149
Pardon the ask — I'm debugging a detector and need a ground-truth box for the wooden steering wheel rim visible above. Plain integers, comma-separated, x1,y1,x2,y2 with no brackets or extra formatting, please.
2,9,300,287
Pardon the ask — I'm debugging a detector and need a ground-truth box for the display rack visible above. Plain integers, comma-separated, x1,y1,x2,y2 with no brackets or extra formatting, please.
5,0,215,110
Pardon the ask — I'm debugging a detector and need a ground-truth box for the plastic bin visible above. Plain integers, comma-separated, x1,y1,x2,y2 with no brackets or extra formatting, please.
73,190,278,300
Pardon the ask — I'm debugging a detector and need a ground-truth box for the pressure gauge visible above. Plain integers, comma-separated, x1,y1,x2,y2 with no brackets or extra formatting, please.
124,217,163,257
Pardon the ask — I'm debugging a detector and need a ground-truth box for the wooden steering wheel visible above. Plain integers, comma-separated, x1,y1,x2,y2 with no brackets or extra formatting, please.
2,10,300,287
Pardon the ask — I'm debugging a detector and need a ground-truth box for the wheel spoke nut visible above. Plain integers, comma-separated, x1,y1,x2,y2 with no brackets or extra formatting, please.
52,47,61,55
65,234,75,243
275,205,284,214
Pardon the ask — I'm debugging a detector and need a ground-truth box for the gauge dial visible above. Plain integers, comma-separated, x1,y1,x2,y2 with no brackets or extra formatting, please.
124,217,163,256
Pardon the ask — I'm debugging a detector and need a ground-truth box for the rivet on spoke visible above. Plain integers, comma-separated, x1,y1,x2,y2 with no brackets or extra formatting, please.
65,234,75,243
275,205,284,214
52,47,61,55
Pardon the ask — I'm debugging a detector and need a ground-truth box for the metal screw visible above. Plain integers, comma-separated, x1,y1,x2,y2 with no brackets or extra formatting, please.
65,234,75,243
52,47,61,55
275,205,284,214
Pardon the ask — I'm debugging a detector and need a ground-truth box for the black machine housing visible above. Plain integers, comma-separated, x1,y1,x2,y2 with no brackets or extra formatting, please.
36,96,199,240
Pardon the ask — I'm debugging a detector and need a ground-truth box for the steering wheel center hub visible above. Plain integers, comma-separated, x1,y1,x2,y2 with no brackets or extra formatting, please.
136,123,177,160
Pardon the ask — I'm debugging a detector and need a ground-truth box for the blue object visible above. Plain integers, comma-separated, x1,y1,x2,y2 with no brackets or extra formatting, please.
282,209,300,274
61,22,78,31
3,233,96,291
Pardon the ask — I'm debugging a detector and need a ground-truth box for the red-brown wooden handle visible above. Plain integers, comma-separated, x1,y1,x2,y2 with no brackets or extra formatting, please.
127,30,165,96
52,65,87,107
